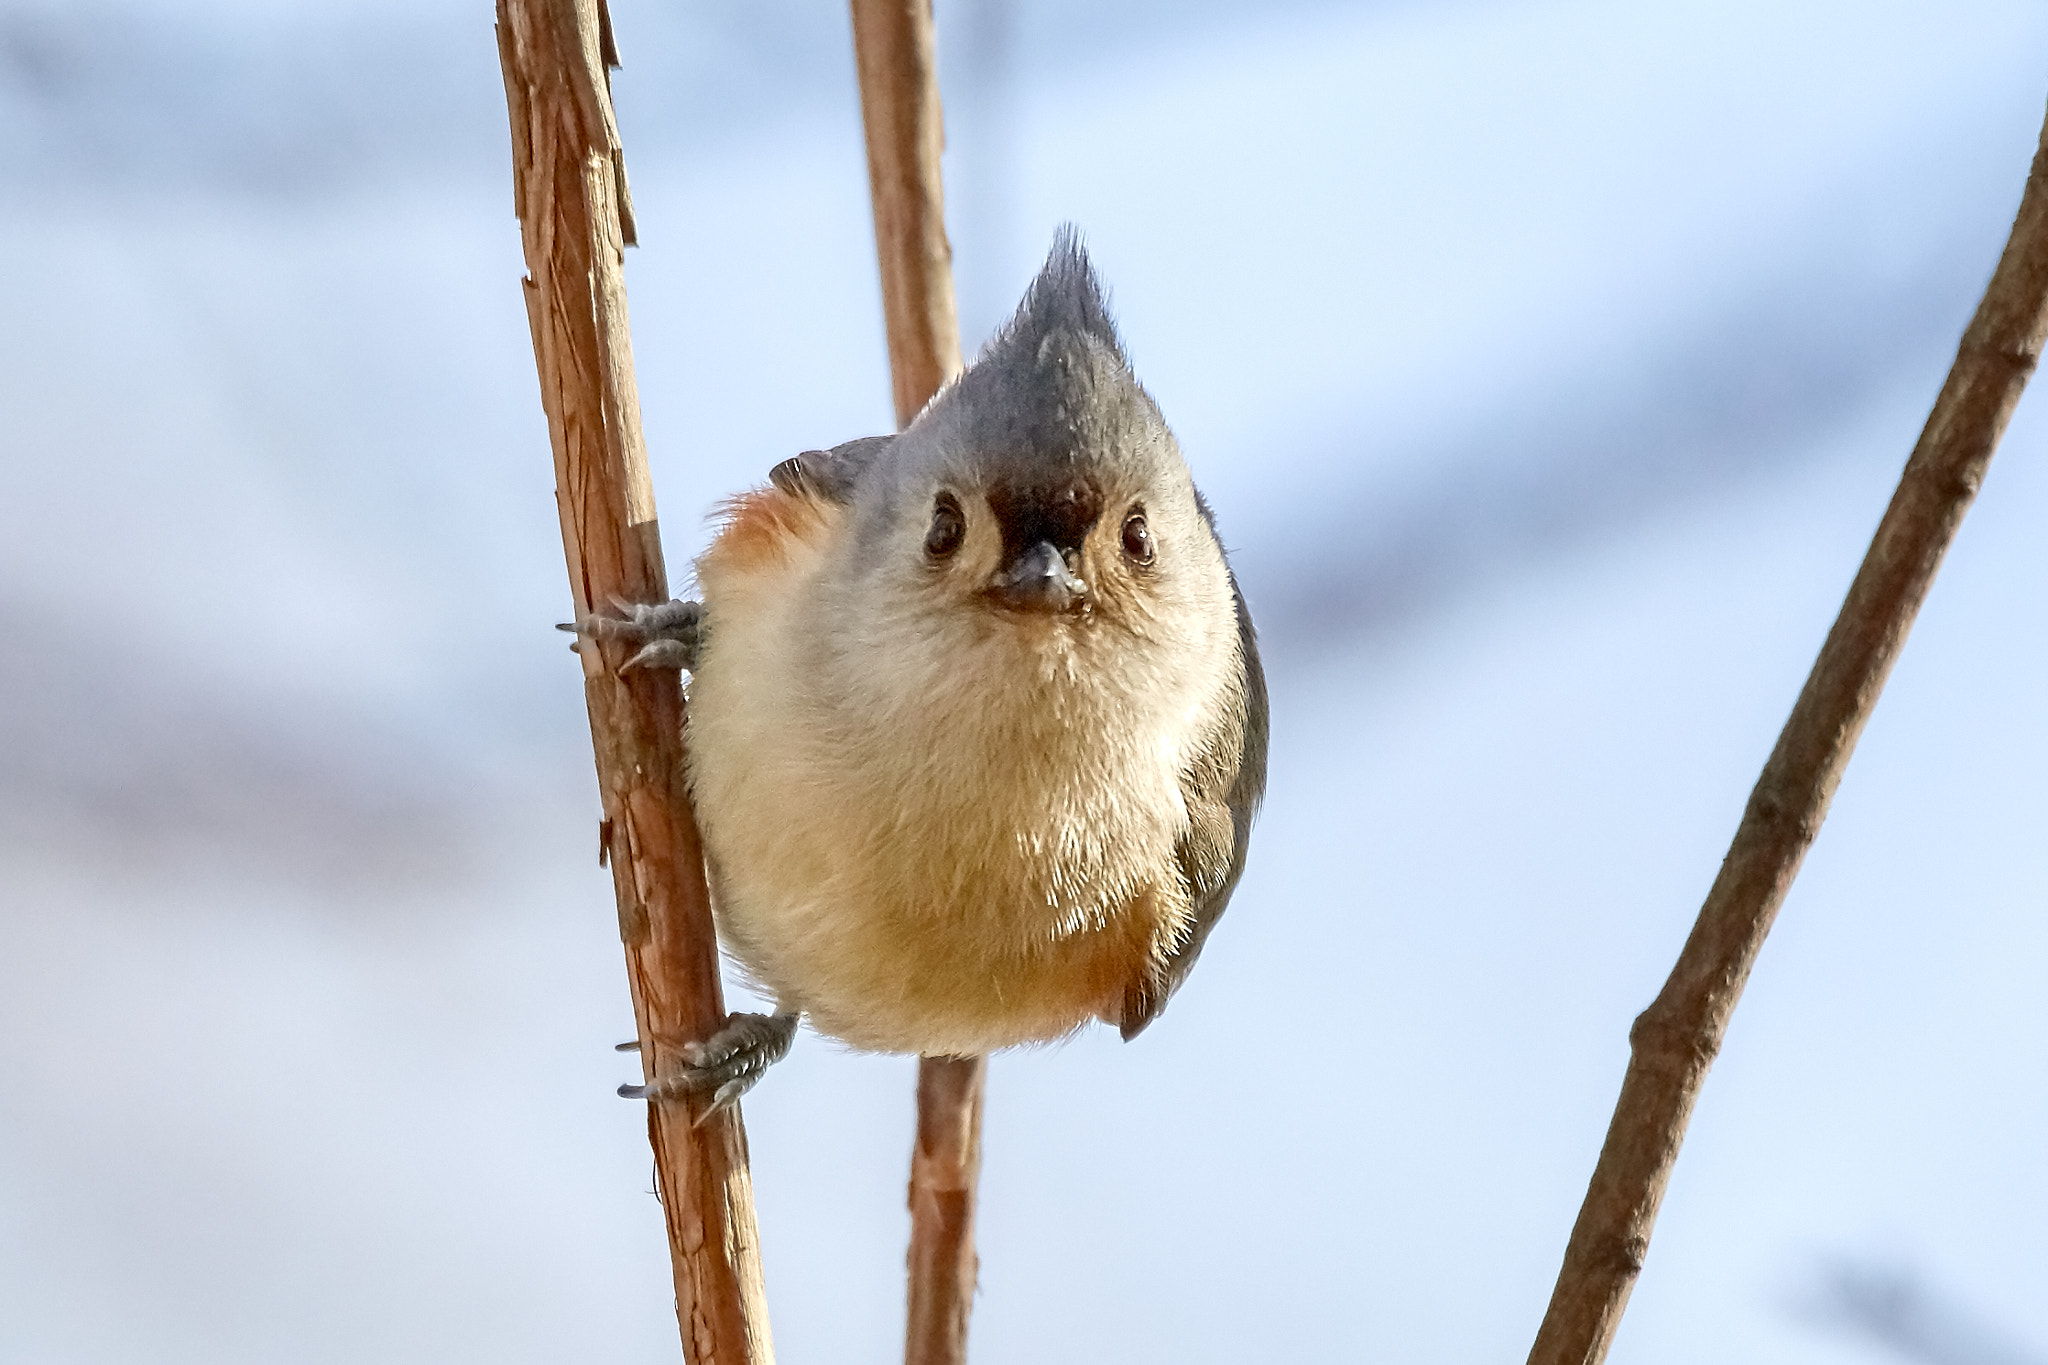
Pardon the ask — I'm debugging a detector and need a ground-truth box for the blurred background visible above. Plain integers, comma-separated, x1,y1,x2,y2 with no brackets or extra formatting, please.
1,0,2045,1361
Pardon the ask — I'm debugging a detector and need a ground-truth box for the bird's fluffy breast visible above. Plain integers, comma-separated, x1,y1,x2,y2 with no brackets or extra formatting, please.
684,483,1236,1054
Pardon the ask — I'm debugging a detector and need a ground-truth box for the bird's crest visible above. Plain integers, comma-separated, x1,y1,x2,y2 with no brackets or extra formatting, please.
979,226,1128,372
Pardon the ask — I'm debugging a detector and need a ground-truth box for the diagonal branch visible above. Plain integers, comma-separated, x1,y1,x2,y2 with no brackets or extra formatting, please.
844,4,981,1364
495,4,774,1362
1527,96,2048,1365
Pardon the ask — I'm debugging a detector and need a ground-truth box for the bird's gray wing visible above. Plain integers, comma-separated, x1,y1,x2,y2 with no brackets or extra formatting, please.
768,435,893,504
1120,571,1269,1039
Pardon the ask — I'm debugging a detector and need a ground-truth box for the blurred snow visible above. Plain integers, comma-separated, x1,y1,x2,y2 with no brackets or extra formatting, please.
1,0,2045,1361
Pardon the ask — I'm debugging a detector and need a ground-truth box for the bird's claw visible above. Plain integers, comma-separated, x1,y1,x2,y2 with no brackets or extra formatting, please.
617,1011,799,1125
557,598,703,673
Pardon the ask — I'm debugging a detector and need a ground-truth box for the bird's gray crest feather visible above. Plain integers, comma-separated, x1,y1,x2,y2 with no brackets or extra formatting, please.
978,224,1127,371
772,228,1146,508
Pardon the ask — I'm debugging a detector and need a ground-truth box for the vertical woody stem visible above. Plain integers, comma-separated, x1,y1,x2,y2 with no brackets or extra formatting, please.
905,1055,986,1365
845,4,980,1363
851,0,965,428
495,4,774,1362
1528,98,2048,1365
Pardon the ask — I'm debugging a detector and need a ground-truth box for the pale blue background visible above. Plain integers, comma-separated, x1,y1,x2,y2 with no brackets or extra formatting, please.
1,1,2044,1361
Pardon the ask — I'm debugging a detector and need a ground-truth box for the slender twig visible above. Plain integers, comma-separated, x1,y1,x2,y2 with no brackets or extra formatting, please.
1528,99,2048,1365
905,1055,986,1365
844,4,981,1362
495,4,774,1362
851,0,964,427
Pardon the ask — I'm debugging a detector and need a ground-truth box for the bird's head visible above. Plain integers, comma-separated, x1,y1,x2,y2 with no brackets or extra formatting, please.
847,230,1221,650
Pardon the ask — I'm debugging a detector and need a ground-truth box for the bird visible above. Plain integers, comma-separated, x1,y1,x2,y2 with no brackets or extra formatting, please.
568,230,1267,1114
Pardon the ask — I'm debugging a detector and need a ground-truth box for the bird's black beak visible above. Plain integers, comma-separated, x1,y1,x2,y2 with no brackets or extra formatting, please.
988,540,1089,614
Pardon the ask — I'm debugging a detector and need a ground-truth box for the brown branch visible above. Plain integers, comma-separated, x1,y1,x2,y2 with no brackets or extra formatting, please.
844,4,981,1363
495,4,774,1362
851,0,964,430
1527,99,2048,1365
904,1055,987,1365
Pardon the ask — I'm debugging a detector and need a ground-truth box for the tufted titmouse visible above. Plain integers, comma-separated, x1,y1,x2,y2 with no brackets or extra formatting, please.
570,231,1268,1113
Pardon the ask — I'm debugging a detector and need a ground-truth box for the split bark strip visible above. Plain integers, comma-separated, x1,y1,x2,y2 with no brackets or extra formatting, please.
1527,100,2048,1365
495,4,774,1363
843,4,982,1363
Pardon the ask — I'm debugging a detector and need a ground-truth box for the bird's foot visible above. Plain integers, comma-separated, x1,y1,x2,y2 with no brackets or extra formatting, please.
557,597,702,672
618,1012,799,1123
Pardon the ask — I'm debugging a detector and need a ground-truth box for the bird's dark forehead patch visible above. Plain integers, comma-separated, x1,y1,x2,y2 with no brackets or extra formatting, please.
985,476,1104,560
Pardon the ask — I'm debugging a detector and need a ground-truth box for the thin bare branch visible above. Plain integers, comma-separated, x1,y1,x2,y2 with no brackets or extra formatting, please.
495,4,773,1362
1528,98,2048,1365
851,0,963,429
844,4,980,1362
905,1055,986,1365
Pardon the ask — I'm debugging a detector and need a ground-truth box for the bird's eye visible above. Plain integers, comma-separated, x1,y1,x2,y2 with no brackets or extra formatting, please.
925,494,965,559
1120,510,1154,565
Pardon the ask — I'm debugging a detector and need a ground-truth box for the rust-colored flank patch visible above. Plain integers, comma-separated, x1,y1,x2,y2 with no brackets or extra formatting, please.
705,485,833,572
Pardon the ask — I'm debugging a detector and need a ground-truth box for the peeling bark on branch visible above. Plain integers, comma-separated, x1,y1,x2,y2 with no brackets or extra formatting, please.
495,4,774,1362
1527,98,2048,1365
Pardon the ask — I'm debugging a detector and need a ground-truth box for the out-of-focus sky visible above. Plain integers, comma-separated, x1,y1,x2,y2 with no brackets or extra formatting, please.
1,1,2045,1362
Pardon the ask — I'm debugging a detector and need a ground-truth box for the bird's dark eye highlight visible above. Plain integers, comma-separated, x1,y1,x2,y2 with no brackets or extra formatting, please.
1120,510,1154,565
926,494,966,559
